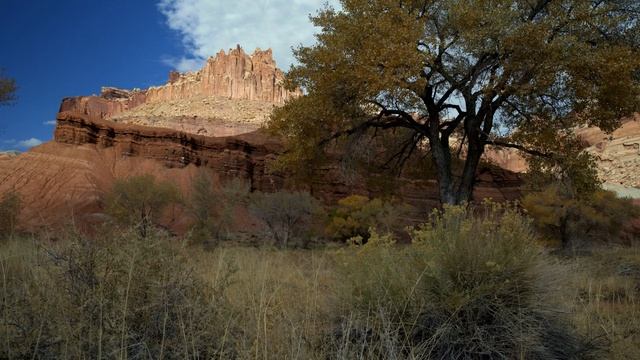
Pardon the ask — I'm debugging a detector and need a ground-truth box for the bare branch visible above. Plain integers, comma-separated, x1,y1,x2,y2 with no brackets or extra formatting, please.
485,140,552,158
318,113,413,147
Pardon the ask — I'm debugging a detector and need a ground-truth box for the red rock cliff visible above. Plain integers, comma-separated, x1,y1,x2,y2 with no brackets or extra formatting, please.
0,112,523,232
146,46,301,104
59,46,301,122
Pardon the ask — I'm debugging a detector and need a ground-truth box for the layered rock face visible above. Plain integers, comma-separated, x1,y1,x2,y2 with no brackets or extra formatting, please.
0,112,523,232
579,116,640,188
483,116,640,191
482,147,528,173
53,111,285,192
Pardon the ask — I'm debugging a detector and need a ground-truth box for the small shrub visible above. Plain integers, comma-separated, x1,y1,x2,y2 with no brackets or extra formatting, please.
249,190,321,248
522,185,640,247
188,170,218,244
105,174,180,237
215,178,250,240
187,174,250,245
326,195,408,242
0,190,20,237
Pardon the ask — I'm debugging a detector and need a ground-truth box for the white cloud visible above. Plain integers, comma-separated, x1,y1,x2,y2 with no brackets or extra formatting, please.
43,120,56,125
158,0,341,72
160,56,204,72
17,138,43,149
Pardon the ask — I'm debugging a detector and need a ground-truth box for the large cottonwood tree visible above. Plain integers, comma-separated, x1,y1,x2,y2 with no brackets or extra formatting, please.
269,0,640,204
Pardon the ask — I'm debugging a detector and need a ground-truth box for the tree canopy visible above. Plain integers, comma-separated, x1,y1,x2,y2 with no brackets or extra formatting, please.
268,0,640,204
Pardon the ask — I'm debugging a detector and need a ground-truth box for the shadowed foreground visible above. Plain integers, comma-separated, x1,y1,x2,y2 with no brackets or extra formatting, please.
1,206,638,359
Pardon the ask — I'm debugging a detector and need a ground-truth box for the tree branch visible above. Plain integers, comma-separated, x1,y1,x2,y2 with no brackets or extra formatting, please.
484,140,552,158
318,113,414,147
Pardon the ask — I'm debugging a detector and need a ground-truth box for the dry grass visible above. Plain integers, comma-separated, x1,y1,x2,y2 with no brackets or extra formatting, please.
568,246,640,359
0,226,638,358
191,247,335,359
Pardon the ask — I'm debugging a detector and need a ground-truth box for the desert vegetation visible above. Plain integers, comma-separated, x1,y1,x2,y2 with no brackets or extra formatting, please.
188,171,251,246
105,174,181,238
325,195,410,243
248,190,322,248
522,185,640,248
1,176,639,359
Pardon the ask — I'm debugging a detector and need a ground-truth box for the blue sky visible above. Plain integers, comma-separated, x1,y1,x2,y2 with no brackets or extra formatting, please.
0,0,337,151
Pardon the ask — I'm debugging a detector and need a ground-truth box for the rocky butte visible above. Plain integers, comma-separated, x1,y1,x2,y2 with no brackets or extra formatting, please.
145,46,302,104
1,46,525,233
60,46,302,136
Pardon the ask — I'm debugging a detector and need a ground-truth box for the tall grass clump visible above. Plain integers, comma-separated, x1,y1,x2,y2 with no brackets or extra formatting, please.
569,246,640,359
331,230,426,358
333,203,598,359
0,228,235,358
0,190,20,238
194,247,336,359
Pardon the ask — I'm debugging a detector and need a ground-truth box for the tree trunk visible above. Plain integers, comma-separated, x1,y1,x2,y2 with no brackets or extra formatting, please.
456,134,484,204
429,117,487,205
429,131,457,205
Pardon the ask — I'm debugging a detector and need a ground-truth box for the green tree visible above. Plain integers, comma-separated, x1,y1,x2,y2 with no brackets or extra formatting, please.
0,69,17,105
522,185,640,247
269,0,640,204
105,174,180,237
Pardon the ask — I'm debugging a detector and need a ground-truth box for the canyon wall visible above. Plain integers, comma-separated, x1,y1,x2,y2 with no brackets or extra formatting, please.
0,112,523,232
579,116,640,188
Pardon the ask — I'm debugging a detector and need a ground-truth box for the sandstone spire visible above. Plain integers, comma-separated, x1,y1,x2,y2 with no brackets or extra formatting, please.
145,46,301,104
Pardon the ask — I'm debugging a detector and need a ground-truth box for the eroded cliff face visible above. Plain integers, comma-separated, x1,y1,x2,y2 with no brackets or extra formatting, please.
58,46,300,136
579,116,640,188
145,46,301,104
0,112,523,232
54,111,285,191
